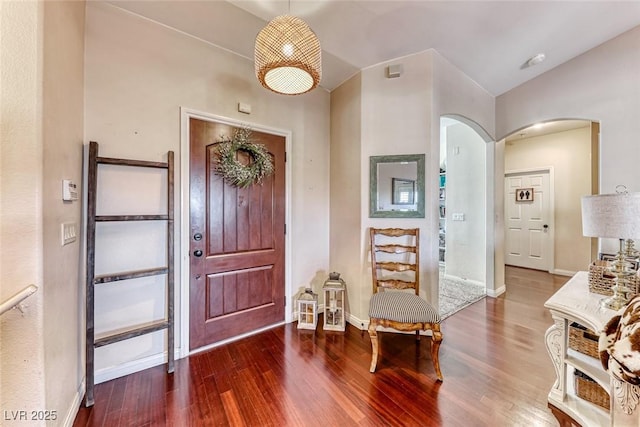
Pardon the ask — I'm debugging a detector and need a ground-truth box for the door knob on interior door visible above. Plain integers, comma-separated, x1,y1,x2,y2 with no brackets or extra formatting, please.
543,224,549,231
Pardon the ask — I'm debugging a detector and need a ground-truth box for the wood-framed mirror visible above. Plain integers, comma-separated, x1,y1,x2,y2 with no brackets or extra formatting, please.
369,154,425,218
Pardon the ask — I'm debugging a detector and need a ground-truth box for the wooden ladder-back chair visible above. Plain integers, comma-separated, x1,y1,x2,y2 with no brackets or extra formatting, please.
368,227,443,381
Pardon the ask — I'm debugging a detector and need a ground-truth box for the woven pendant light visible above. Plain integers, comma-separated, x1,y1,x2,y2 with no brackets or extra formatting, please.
255,15,322,95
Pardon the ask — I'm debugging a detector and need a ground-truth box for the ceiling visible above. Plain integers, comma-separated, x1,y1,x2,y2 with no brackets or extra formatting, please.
106,1,640,96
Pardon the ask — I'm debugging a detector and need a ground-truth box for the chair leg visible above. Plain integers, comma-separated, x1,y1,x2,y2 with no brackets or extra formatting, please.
368,321,379,373
430,324,443,381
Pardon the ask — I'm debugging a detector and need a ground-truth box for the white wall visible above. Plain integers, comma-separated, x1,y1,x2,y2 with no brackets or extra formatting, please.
504,126,592,274
496,25,640,258
84,2,330,379
444,122,486,284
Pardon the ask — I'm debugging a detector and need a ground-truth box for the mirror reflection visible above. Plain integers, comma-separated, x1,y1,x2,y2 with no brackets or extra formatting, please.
369,154,425,218
392,178,415,205
378,164,417,210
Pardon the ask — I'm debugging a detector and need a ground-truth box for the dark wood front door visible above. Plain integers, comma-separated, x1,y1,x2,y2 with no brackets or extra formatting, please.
189,118,286,350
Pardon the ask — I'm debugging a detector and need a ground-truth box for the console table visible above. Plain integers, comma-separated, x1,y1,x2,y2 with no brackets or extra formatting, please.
545,271,640,426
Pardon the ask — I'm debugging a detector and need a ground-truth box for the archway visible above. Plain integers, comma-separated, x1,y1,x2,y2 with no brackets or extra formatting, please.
498,119,599,283
438,115,495,318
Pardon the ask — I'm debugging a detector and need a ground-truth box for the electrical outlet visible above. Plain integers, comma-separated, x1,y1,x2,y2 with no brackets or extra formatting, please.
452,213,465,221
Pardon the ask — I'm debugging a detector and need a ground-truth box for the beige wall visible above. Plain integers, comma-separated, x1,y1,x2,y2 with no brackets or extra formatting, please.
1,1,85,425
497,25,640,257
504,126,592,274
84,2,330,379
329,73,362,319
432,53,496,295
494,142,506,292
330,52,433,323
358,52,433,320
42,0,86,421
0,0,46,420
330,49,495,323
432,54,495,137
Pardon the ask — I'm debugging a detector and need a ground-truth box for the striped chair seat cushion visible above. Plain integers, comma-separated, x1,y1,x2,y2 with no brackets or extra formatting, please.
369,292,440,324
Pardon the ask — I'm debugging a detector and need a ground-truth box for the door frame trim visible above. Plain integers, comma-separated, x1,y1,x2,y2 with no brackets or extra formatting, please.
504,166,555,274
179,107,292,358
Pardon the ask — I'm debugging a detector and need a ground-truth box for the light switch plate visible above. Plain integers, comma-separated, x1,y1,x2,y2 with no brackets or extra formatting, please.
61,222,77,246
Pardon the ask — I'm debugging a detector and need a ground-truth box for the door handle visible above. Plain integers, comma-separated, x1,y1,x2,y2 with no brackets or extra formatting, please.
193,250,203,257
543,224,549,229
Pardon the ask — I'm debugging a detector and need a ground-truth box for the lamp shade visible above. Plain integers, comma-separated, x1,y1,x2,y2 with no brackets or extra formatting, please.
581,193,640,239
255,15,321,95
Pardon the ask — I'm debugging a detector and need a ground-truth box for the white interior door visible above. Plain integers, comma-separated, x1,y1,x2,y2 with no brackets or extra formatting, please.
504,170,552,271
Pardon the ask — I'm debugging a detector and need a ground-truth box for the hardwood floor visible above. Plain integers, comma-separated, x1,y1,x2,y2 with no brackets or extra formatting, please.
74,266,569,426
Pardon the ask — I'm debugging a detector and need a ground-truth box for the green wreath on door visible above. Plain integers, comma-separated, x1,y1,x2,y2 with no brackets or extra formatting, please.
214,127,274,188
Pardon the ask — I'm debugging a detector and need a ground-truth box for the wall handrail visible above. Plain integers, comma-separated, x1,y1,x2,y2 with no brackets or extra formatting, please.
0,284,38,316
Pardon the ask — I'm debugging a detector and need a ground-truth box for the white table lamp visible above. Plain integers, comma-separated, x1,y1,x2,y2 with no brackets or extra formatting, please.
582,192,640,310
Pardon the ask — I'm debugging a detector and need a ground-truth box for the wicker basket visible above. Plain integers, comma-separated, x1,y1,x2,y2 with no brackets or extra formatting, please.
574,370,610,411
568,322,599,359
588,260,640,296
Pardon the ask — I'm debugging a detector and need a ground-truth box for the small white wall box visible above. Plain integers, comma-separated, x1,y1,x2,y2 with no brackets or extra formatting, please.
237,102,251,114
386,64,403,78
297,288,318,330
62,179,78,201
323,275,346,331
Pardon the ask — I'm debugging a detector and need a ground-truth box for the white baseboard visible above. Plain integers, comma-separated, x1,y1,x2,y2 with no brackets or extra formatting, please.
63,378,85,427
292,306,368,332
347,313,367,330
487,285,506,298
552,269,575,277
94,349,181,384
291,310,368,332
